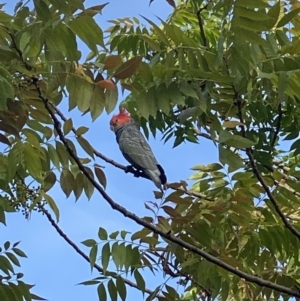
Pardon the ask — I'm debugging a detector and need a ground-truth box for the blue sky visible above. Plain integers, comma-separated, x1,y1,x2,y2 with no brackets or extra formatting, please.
1,1,218,300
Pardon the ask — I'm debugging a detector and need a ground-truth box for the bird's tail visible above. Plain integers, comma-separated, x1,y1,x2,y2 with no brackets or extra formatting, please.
145,164,167,193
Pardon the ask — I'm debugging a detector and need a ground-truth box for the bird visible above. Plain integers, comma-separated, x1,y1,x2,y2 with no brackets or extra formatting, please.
110,108,167,192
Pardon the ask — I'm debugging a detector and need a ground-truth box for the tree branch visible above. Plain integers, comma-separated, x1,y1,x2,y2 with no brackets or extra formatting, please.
196,4,209,48
35,80,300,298
235,96,300,241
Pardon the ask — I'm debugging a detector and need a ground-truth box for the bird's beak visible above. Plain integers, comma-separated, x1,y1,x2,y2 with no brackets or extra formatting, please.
110,125,114,131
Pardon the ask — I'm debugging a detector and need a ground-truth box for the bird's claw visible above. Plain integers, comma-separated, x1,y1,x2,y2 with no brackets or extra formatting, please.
125,165,141,177
125,165,135,174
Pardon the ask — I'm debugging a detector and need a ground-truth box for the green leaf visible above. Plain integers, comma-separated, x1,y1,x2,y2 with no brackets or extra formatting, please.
98,227,108,240
63,118,73,135
68,16,104,53
74,172,84,201
89,245,98,271
101,242,110,272
0,284,16,301
30,293,47,300
105,83,118,114
116,276,127,301
0,255,14,274
219,130,256,148
0,206,6,225
17,280,31,301
76,136,95,159
76,126,89,136
141,16,170,46
43,193,60,222
0,10,13,24
97,283,107,301
134,269,145,292
107,279,117,301
43,171,56,192
8,282,23,301
191,163,223,171
155,83,171,114
94,165,107,189
83,167,95,200
79,280,101,286
47,144,60,169
4,241,10,250
218,145,243,172
23,143,42,181
109,231,119,239
56,141,69,167
140,35,161,51
60,169,75,198
12,248,27,258
6,252,21,267
53,23,79,61
120,231,128,239
34,0,52,22
136,87,157,119
167,82,185,105
0,67,14,110
277,7,300,28
90,85,105,121
180,82,198,99
81,239,97,247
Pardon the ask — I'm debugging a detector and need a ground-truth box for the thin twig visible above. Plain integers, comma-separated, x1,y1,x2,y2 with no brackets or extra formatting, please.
36,80,300,298
235,96,300,241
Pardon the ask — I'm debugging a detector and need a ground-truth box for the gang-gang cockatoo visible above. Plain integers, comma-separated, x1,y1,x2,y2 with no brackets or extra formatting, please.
110,108,167,192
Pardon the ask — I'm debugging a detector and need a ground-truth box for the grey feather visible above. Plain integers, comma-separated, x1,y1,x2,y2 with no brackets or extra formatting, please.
114,120,164,189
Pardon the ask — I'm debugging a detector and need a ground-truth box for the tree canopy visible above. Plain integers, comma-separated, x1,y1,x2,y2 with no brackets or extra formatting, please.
1,0,300,300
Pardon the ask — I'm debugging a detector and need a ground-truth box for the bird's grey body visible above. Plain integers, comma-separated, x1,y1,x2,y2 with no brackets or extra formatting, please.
113,119,166,190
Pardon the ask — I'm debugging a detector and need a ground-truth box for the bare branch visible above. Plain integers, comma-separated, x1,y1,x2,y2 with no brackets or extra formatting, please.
35,80,300,298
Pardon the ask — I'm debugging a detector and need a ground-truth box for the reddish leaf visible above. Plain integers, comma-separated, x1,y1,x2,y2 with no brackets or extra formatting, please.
113,56,142,79
166,0,176,8
97,79,115,89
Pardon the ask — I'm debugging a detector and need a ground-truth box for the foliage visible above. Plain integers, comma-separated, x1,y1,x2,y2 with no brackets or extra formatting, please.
1,0,300,300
